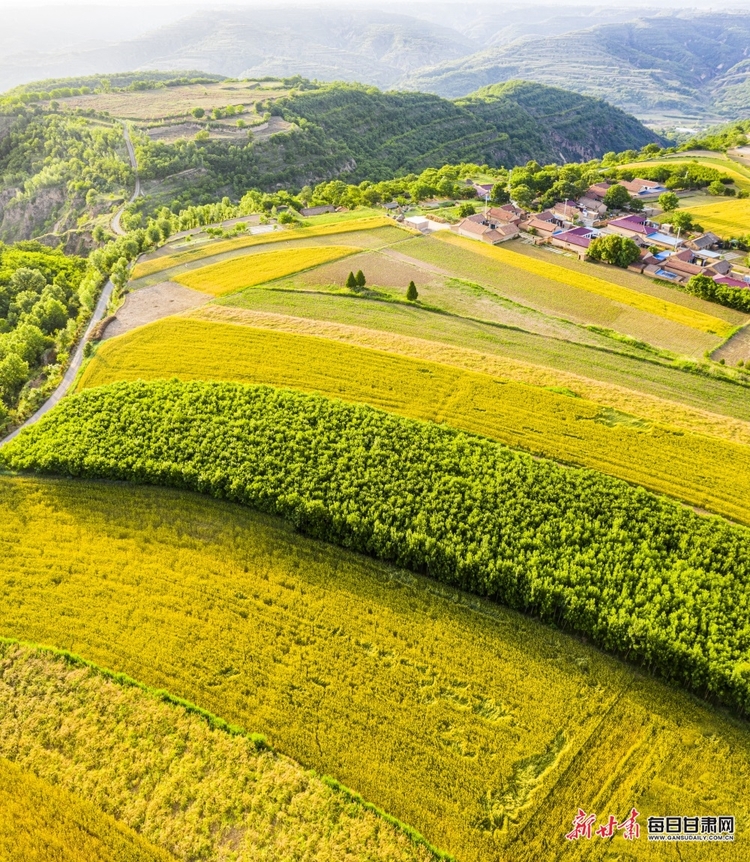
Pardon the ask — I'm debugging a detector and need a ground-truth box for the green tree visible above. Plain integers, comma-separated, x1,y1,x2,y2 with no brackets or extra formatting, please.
355,270,366,289
458,203,476,217
346,272,357,289
490,183,510,204
0,353,30,404
658,191,680,212
708,180,727,196
588,234,641,268
406,281,418,301
511,183,535,210
92,225,106,243
668,211,702,234
30,297,68,335
191,107,205,118
603,184,632,210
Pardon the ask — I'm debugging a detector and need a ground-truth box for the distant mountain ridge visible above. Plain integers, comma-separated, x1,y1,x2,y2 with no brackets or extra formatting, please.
0,6,747,124
404,13,750,122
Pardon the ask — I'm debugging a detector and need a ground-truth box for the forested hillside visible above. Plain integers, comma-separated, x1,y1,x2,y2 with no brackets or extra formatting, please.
0,77,660,236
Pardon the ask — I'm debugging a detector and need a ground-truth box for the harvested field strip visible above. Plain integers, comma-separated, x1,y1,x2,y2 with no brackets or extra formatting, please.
0,641,438,862
131,216,396,279
0,478,748,862
174,246,359,296
679,197,750,239
435,233,734,336
79,318,750,524
190,305,750,446
220,288,750,424
0,755,173,862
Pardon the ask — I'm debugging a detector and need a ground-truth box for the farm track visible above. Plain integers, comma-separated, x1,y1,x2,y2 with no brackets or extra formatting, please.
111,123,140,237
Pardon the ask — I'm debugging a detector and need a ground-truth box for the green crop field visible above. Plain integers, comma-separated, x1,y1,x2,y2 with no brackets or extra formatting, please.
78,318,750,524
617,155,750,191
0,755,173,862
0,640,433,862
0,477,748,862
173,245,359,295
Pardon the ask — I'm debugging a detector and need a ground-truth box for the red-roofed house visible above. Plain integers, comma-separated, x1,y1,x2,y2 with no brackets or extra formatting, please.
618,178,667,197
587,182,612,201
454,213,519,245
714,275,749,288
549,226,599,259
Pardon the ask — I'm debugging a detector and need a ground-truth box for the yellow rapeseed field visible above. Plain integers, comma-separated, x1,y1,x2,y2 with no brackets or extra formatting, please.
1,477,748,862
173,246,359,295
80,318,750,524
192,305,750,446
0,756,173,862
0,641,434,862
131,216,394,279
436,233,734,336
679,197,750,239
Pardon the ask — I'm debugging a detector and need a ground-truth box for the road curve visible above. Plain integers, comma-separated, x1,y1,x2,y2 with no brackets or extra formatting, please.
1,278,115,446
0,121,141,446
111,123,140,237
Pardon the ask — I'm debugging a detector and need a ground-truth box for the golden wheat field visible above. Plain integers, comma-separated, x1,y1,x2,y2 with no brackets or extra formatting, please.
0,755,173,862
131,216,395,279
0,477,747,862
172,245,359,295
80,318,750,524
434,233,734,336
0,642,434,862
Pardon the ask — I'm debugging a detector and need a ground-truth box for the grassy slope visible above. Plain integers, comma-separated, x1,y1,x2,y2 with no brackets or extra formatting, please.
0,640,436,862
0,756,174,862
80,318,750,524
0,476,748,862
679,197,750,239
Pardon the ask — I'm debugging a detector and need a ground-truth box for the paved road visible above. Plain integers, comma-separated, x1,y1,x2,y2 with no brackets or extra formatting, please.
1,122,139,447
1,278,115,446
111,123,140,237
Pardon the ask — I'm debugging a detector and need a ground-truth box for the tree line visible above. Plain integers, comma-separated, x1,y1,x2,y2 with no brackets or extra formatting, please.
4,379,750,717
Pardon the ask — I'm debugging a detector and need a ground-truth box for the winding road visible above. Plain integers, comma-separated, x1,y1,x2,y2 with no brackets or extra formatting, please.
0,123,139,446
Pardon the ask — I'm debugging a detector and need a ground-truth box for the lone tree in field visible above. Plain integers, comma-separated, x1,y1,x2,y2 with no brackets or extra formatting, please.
658,191,680,212
355,270,366,289
346,271,357,289
407,281,418,301
588,234,641,268
603,184,632,210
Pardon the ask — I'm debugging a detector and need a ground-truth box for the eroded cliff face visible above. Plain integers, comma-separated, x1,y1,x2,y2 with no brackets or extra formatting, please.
0,185,67,242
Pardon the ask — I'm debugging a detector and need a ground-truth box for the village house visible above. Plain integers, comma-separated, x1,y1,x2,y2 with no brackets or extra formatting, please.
576,195,608,218
606,215,683,250
714,275,749,288
453,212,519,245
586,182,612,201
548,226,599,259
618,178,667,198
686,232,722,252
485,204,523,225
299,204,336,217
471,181,495,199
523,214,559,240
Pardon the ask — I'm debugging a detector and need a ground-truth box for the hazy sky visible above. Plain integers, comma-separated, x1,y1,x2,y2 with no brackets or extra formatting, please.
0,0,738,7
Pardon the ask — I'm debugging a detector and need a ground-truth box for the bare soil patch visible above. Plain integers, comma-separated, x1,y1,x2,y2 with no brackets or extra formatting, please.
104,282,212,340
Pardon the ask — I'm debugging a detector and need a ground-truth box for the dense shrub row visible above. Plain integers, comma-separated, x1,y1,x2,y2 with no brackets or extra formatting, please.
3,380,750,714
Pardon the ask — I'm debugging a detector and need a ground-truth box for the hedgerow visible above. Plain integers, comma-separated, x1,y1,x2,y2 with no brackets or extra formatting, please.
2,380,750,715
